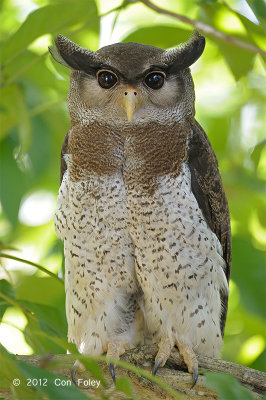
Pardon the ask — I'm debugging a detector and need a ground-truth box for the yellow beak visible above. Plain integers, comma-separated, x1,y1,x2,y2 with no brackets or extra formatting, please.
123,90,138,121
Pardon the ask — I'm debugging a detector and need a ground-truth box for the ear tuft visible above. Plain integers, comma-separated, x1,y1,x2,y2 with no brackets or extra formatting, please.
49,35,97,72
162,30,205,71
48,43,70,69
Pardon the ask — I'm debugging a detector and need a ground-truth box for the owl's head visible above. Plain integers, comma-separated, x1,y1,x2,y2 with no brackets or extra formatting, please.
49,32,205,126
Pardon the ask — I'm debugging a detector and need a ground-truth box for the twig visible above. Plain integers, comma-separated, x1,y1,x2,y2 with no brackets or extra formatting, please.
0,253,64,284
138,0,266,57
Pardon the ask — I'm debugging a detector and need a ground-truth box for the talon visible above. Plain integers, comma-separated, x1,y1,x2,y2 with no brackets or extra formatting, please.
106,341,127,382
71,360,85,385
108,363,116,382
191,365,198,388
71,368,77,385
152,356,164,375
153,338,172,375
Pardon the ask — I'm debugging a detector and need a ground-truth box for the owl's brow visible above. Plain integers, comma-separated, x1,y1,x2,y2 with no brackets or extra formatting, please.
134,65,169,80
78,64,122,79
96,64,126,80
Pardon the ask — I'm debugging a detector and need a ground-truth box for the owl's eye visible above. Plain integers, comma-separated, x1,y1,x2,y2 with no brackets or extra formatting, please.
144,72,165,90
97,70,118,89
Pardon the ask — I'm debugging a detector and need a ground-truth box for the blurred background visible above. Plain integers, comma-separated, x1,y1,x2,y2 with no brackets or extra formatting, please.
0,0,265,375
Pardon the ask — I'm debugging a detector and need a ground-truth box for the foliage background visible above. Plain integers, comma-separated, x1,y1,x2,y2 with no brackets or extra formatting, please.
0,0,265,397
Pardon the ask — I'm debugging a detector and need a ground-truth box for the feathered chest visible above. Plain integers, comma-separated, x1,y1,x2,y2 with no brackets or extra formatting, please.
67,121,190,191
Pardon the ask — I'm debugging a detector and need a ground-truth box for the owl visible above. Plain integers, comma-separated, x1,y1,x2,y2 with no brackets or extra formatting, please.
50,31,231,387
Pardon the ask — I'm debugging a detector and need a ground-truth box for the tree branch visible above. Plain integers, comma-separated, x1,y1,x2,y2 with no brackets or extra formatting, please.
124,345,266,393
138,0,266,57
3,346,264,400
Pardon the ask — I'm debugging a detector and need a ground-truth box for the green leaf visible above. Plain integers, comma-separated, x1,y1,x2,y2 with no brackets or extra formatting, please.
16,275,64,307
198,0,218,3
0,279,15,320
202,115,231,155
24,318,66,354
231,236,266,319
246,0,266,28
18,300,67,337
232,9,266,47
28,116,54,181
115,376,136,398
205,372,254,399
1,0,98,64
0,344,39,399
0,50,44,88
122,26,192,49
0,84,31,150
28,329,70,353
251,139,266,167
199,4,257,80
0,136,29,227
214,39,255,80
250,349,266,371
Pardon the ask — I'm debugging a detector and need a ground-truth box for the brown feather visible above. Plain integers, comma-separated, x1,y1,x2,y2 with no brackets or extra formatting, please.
63,121,189,195
188,119,231,335
60,131,69,183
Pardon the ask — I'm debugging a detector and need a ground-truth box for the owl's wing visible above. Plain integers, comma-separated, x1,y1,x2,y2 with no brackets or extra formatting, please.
60,131,69,184
188,119,231,335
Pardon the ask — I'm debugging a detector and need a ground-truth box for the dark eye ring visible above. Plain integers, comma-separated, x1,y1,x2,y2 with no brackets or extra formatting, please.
144,71,165,90
97,70,118,89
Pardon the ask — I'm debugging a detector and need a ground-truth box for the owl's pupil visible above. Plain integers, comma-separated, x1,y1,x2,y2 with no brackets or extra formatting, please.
97,71,118,89
145,72,164,89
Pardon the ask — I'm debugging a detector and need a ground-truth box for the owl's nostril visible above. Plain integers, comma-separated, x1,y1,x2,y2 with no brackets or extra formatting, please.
124,91,137,96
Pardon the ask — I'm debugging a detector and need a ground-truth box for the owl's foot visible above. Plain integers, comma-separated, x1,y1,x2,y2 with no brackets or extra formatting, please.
176,341,198,388
106,342,126,383
153,338,172,375
153,338,199,387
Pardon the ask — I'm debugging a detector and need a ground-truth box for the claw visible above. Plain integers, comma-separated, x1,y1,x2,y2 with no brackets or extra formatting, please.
153,338,172,376
106,342,127,383
152,356,164,376
71,360,85,385
175,339,198,388
108,363,116,382
71,368,77,385
191,365,198,388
